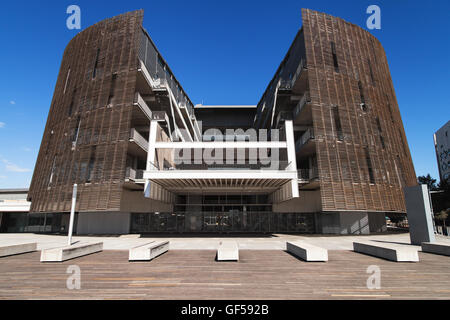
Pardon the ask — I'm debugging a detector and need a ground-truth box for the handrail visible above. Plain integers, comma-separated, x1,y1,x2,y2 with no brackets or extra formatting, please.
134,92,153,120
129,128,149,152
126,167,145,180
295,128,315,150
293,91,311,118
298,167,319,181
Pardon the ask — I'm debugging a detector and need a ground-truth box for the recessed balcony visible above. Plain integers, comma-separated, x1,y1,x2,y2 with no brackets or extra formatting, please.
297,167,320,190
131,92,153,127
293,91,312,125
295,128,316,156
279,59,308,95
128,128,148,158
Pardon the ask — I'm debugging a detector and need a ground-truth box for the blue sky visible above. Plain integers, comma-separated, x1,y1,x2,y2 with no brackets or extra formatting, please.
0,0,449,188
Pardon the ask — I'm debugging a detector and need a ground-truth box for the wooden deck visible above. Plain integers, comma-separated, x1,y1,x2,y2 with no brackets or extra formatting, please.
0,250,449,299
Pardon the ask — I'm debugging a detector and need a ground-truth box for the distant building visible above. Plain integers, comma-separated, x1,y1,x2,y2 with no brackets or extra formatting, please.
0,189,30,233
434,120,450,183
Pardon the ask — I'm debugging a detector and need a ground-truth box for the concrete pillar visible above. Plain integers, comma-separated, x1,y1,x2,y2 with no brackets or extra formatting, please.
404,184,436,245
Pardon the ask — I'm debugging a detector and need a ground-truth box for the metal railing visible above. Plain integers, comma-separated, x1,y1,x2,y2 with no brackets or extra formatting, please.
293,91,311,119
126,167,145,180
279,59,307,90
295,128,315,151
297,167,319,181
129,128,148,152
148,161,293,171
134,92,153,120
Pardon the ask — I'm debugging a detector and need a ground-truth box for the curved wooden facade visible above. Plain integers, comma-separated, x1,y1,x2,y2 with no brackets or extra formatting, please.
28,11,145,213
302,9,416,212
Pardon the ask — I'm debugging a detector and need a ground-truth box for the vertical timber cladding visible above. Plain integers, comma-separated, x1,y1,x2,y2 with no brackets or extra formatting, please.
28,11,144,213
301,9,416,213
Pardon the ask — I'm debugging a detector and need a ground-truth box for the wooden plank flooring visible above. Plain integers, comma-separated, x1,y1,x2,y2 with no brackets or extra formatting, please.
0,250,449,300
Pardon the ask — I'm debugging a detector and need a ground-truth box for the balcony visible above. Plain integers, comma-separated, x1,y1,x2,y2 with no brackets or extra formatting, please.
293,91,312,125
136,60,156,96
131,92,153,126
124,167,145,190
143,140,299,194
279,59,308,94
128,128,148,158
295,128,315,155
168,161,292,171
297,167,320,189
126,167,145,180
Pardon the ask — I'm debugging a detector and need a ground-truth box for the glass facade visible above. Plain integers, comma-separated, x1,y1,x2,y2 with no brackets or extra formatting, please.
130,212,315,233
131,193,315,233
0,213,71,233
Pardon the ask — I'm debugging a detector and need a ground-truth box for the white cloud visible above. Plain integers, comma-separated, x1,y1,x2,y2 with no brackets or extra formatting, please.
22,147,32,152
10,101,16,105
0,175,6,179
0,122,4,128
1,159,31,173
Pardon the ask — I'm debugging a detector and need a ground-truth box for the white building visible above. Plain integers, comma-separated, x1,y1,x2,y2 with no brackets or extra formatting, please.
434,120,450,183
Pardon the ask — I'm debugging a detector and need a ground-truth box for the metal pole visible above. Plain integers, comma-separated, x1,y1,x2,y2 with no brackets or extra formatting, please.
67,184,77,246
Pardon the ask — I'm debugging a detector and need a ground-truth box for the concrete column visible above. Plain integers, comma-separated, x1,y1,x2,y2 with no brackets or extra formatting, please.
285,120,299,198
404,184,436,245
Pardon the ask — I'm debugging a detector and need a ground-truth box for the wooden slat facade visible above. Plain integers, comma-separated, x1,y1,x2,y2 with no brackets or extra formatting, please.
301,9,416,213
28,11,145,213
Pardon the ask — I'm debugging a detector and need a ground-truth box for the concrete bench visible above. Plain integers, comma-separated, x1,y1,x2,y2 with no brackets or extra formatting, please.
40,242,103,262
286,241,328,262
0,243,37,258
129,241,169,261
422,242,450,256
353,241,419,262
217,241,239,261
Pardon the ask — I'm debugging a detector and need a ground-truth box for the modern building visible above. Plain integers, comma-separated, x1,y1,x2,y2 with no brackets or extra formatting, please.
0,189,31,233
434,120,450,183
22,9,416,235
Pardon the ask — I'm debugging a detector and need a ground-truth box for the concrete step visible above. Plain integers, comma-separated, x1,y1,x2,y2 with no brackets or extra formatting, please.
422,242,450,257
0,243,37,258
287,241,328,262
129,241,169,261
217,241,239,261
353,241,419,262
40,242,103,262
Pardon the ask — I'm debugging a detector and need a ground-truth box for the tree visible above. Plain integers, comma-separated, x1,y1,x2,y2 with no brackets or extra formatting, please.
418,174,438,191
434,208,449,229
438,178,450,192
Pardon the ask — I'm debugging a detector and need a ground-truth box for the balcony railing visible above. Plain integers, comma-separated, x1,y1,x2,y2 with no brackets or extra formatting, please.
149,161,293,171
279,59,307,90
133,92,153,120
297,167,319,181
293,91,311,119
129,128,148,153
126,167,145,180
295,128,315,151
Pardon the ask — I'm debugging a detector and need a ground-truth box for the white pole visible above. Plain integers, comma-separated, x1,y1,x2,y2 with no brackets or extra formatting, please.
67,184,77,246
